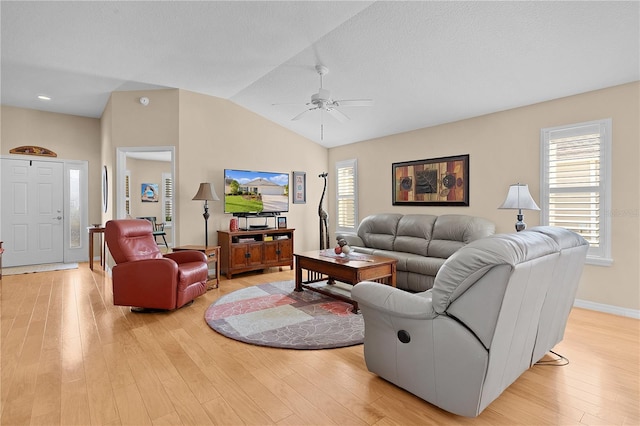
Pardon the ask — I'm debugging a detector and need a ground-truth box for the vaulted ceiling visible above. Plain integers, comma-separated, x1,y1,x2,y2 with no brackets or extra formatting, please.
2,1,638,148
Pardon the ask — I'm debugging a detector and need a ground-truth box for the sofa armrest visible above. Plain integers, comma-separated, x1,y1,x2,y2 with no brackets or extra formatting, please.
336,233,365,247
351,282,438,320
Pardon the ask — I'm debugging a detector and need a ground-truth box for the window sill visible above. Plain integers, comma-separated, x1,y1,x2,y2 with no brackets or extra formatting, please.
586,256,613,267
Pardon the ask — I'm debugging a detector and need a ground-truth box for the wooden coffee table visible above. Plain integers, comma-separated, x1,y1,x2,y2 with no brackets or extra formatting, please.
294,250,397,312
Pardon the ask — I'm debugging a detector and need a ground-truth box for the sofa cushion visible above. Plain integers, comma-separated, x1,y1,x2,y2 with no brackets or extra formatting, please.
357,213,403,251
363,249,408,271
428,215,496,259
393,214,437,256
398,270,436,293
352,248,430,279
406,254,446,276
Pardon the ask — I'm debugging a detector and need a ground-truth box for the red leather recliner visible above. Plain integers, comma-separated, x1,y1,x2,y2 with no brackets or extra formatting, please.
105,219,208,312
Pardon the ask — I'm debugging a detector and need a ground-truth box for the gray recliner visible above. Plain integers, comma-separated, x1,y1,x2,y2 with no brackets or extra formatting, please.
351,227,588,417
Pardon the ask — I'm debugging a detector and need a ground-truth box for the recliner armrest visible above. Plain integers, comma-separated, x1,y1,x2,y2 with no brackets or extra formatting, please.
352,282,437,320
164,250,207,264
113,258,179,282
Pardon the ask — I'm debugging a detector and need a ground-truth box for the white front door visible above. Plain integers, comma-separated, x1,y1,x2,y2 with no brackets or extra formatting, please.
1,158,64,267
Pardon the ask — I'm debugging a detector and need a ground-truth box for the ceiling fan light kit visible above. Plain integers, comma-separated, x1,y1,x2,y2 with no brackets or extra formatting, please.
275,64,373,139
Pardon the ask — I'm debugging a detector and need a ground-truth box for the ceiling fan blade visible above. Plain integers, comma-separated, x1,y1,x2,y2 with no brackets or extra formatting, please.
291,107,318,121
326,107,350,123
272,102,306,106
333,99,374,107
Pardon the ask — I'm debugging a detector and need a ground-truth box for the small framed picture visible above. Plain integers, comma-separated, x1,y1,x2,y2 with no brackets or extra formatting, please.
292,171,306,204
277,216,287,229
141,183,159,202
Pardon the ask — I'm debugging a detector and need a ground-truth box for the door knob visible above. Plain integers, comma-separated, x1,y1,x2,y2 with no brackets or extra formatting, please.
53,216,62,220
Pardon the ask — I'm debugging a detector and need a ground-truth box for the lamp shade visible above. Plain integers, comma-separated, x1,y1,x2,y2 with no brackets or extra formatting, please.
192,183,220,202
499,183,540,211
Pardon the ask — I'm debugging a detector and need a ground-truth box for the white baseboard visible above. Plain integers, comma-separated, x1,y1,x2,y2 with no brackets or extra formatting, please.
574,299,640,319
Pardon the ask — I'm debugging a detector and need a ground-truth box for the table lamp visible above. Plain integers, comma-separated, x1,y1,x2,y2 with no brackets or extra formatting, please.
498,183,540,232
192,183,220,246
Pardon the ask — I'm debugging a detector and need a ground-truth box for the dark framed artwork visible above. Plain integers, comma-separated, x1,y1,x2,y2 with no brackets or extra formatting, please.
292,171,306,204
277,216,287,229
392,154,469,206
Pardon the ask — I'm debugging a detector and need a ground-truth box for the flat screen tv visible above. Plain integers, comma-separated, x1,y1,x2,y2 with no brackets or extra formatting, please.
224,169,289,215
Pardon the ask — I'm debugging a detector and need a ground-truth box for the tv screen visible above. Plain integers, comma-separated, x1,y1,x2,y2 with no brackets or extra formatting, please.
224,169,289,215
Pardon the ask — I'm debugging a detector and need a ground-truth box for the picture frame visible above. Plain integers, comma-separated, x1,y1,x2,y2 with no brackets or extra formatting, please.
392,154,469,206
277,216,287,229
102,165,108,213
141,183,159,202
9,145,57,157
292,171,306,204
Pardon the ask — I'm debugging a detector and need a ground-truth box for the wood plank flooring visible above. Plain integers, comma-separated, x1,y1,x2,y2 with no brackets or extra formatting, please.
1,264,638,425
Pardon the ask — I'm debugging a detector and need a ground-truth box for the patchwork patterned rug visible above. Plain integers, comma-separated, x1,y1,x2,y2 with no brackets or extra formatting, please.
204,280,364,350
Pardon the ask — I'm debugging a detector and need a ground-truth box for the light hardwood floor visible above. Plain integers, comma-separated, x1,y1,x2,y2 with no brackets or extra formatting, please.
1,264,638,425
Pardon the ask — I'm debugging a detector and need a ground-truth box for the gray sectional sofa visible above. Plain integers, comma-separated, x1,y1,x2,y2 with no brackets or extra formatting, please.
351,226,589,416
337,213,495,292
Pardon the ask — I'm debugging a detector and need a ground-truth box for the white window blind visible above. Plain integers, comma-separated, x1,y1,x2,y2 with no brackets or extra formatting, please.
124,171,131,217
541,119,612,265
335,159,358,232
162,172,173,224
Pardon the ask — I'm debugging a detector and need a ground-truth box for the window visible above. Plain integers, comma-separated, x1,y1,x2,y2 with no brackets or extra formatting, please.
124,171,131,217
541,119,612,265
162,172,173,225
335,159,358,233
68,169,81,248
63,160,88,263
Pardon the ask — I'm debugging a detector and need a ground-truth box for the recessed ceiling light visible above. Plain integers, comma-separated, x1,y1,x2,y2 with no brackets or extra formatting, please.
37,95,51,101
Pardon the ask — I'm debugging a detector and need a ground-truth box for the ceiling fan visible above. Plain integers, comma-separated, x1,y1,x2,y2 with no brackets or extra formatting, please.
274,64,374,139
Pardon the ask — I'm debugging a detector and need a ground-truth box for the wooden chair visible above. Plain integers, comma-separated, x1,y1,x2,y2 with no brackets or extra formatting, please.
136,216,168,247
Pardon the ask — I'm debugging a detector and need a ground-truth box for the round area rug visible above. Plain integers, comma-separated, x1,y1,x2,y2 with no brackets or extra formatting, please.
204,280,363,350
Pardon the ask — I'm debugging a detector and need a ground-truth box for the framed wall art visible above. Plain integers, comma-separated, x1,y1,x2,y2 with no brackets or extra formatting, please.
141,183,159,202
9,145,57,157
277,216,287,229
292,171,306,204
392,154,469,206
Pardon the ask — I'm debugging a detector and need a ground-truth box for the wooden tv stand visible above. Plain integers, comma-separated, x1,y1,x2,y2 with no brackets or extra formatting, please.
217,228,295,279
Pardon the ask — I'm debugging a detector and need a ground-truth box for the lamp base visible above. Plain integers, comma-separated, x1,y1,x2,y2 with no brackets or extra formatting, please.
515,213,526,232
203,201,210,247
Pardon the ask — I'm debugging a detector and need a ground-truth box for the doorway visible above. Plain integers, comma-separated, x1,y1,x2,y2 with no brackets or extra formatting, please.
1,156,88,267
116,147,176,247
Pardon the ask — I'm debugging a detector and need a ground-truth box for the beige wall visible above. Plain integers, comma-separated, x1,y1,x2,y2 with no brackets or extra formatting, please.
100,96,114,225
103,89,179,236
1,105,102,225
127,157,172,245
100,88,326,251
328,82,640,311
177,90,327,250
128,158,171,218
3,82,637,312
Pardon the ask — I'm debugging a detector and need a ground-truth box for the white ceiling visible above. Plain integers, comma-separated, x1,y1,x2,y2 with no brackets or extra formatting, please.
2,1,638,148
